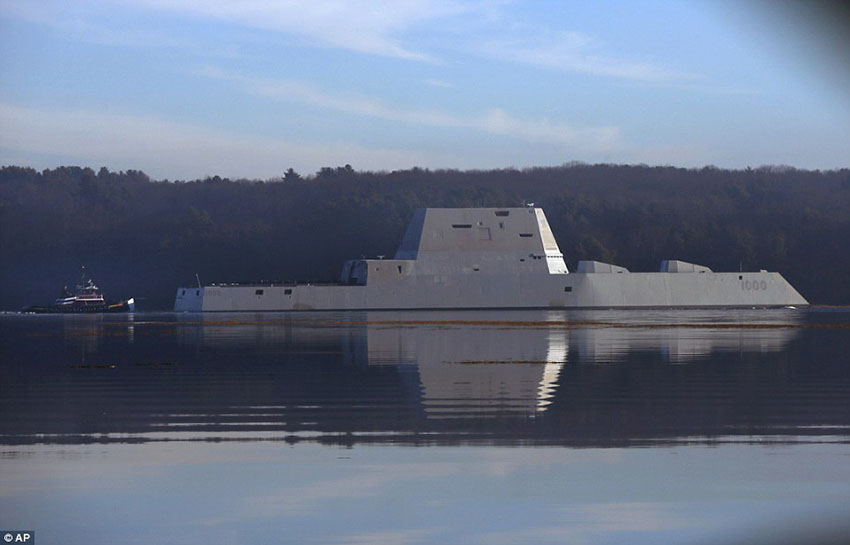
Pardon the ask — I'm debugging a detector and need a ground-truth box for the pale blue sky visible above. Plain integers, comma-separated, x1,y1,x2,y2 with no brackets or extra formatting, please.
1,0,847,179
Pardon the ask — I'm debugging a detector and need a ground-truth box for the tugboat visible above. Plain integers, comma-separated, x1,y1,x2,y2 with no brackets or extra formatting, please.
24,267,135,313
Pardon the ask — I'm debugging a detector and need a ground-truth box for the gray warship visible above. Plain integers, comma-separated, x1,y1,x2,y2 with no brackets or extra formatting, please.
174,207,807,311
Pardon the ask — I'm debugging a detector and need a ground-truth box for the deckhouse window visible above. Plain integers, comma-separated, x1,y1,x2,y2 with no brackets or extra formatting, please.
284,289,292,295
255,289,264,295
519,233,533,238
495,211,509,217
452,224,472,228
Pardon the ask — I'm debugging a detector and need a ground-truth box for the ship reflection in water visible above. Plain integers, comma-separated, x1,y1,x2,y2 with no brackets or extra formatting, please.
2,308,846,446
3,309,850,545
363,310,803,419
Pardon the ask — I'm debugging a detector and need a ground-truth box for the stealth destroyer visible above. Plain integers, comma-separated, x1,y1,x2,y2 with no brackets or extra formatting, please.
174,207,807,311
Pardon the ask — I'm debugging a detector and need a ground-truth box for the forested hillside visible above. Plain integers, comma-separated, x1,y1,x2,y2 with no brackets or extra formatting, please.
1,163,848,309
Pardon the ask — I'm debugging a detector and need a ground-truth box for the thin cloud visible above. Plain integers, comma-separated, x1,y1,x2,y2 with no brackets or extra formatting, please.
330,529,435,545
479,31,699,83
196,67,621,151
118,0,470,61
424,78,454,88
3,0,699,84
0,0,189,49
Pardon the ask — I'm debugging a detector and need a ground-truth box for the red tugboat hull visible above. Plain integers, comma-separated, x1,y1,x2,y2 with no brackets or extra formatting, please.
24,298,135,313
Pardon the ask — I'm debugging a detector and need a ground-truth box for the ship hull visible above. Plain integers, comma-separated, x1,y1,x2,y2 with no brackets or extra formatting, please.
174,272,807,312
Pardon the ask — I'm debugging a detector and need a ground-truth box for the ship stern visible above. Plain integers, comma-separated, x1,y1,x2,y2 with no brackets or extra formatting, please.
174,287,204,311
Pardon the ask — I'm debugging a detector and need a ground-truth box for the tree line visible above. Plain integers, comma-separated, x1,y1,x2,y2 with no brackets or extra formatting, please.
1,163,848,309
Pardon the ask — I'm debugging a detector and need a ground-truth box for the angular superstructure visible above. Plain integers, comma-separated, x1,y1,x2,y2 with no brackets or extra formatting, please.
174,207,808,311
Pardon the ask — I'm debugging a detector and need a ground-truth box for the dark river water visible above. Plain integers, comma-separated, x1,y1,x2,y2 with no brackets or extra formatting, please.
1,309,848,544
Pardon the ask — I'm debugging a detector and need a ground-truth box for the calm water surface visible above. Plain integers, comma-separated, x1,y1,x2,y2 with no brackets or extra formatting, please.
1,309,849,544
